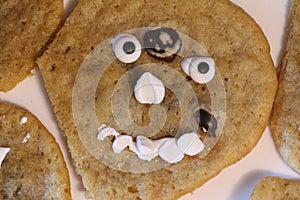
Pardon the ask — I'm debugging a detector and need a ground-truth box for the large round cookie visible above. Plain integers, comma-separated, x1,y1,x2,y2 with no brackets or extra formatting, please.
37,0,277,199
0,0,63,92
0,102,71,199
270,0,300,175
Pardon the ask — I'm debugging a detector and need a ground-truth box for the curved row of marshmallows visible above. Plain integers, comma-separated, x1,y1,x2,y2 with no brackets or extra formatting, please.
97,124,204,164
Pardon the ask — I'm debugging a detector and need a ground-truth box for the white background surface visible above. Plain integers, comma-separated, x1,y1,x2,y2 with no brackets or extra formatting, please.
0,0,299,200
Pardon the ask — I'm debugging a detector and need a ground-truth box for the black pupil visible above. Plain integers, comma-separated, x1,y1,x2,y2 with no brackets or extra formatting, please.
197,62,209,74
123,41,136,54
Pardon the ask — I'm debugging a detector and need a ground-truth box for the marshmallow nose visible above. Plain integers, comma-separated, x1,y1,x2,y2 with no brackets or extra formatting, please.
134,72,165,104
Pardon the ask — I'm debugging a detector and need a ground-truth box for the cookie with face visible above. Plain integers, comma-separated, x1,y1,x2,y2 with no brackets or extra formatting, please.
0,102,71,199
250,176,300,200
37,0,277,199
0,0,63,92
270,0,300,175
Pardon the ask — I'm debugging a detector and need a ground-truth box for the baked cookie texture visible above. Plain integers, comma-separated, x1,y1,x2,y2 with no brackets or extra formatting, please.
250,176,300,200
0,102,71,199
270,0,300,175
37,0,277,199
0,0,63,92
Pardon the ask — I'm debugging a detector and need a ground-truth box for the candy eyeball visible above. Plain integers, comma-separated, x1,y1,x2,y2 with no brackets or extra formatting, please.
181,57,215,84
111,33,142,63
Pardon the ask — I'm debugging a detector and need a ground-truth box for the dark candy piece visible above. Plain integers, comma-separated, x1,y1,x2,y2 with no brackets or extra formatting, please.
197,109,217,137
143,27,182,60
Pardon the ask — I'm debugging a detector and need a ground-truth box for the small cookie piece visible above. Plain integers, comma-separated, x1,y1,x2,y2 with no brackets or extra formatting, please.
0,102,71,199
0,0,63,92
250,176,300,200
270,0,300,174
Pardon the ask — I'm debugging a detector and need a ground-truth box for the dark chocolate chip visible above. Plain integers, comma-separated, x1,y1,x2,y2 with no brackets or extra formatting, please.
143,27,182,60
197,109,217,137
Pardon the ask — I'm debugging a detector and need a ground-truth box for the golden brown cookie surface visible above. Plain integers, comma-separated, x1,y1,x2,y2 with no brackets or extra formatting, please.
250,176,300,200
270,0,300,175
0,0,63,92
37,0,277,199
0,102,71,199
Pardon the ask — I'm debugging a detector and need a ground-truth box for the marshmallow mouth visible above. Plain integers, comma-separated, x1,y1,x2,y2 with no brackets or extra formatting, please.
97,126,209,164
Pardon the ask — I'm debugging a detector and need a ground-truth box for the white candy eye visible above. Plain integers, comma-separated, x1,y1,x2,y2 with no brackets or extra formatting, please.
111,34,142,63
181,57,215,84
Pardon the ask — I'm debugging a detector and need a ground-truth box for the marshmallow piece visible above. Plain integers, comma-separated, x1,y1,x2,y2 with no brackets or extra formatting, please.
128,142,139,154
129,137,174,162
140,138,172,162
129,142,158,161
158,138,184,163
136,136,158,161
138,151,158,161
129,142,157,161
112,135,133,153
153,137,172,148
134,72,165,104
136,136,155,154
0,147,10,167
177,132,204,156
97,124,119,141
